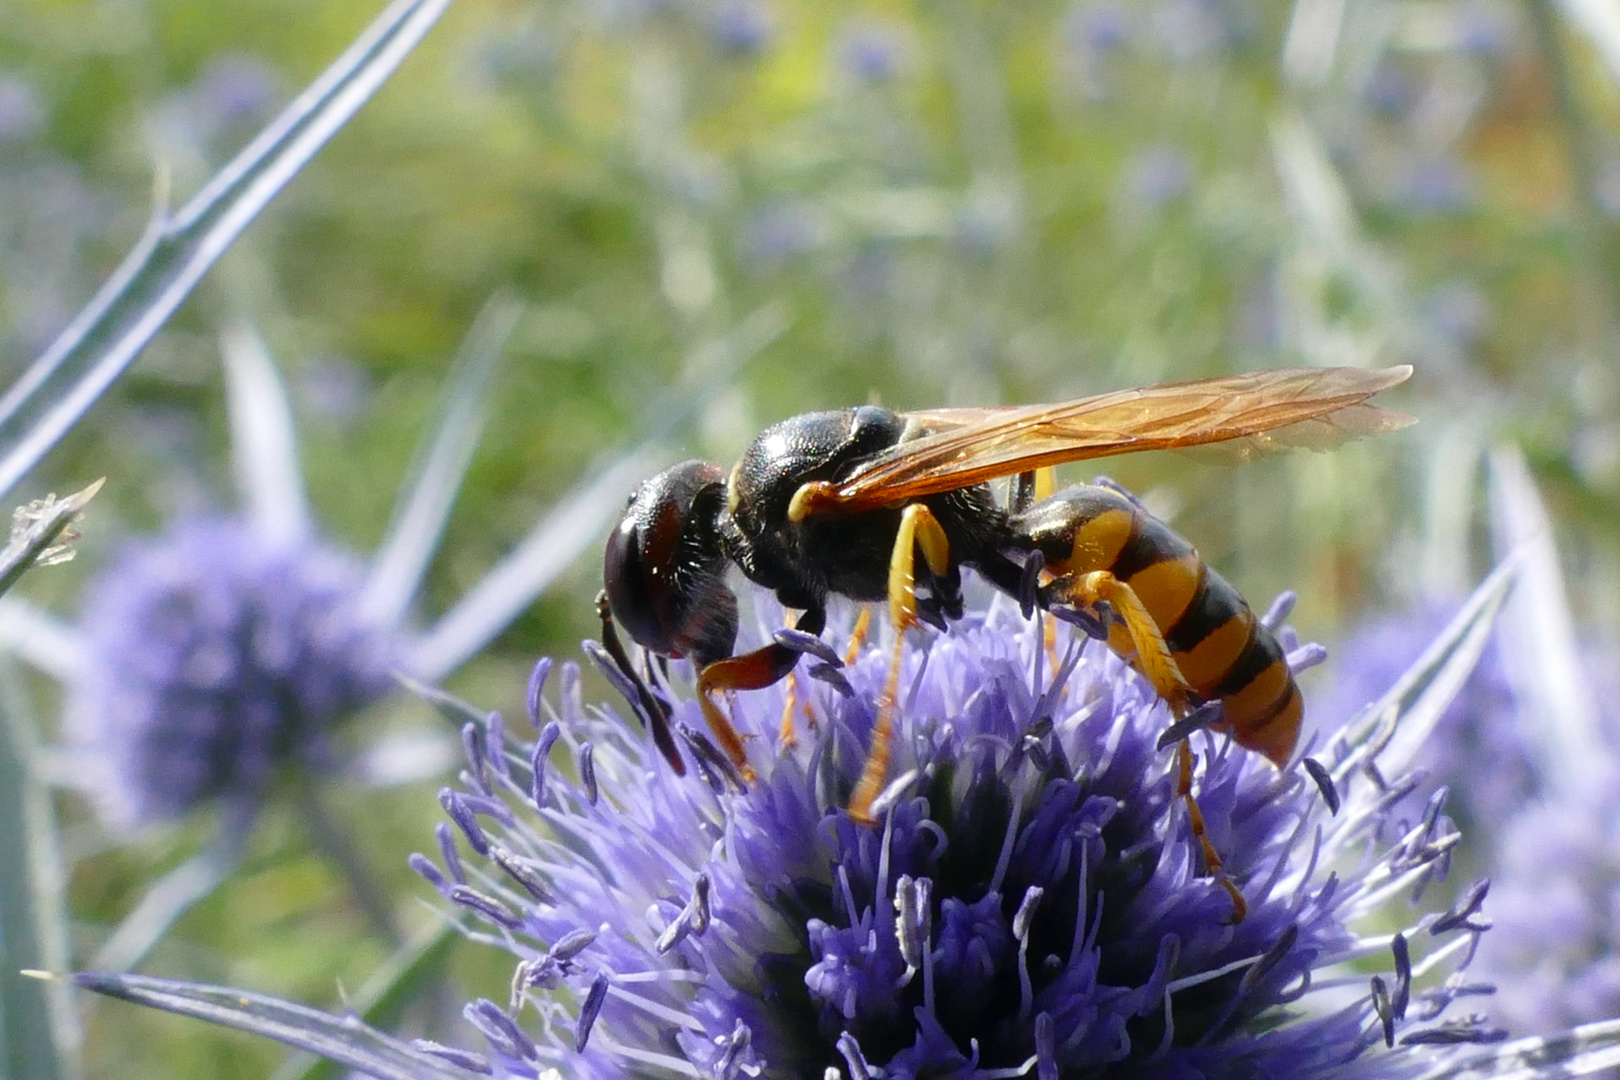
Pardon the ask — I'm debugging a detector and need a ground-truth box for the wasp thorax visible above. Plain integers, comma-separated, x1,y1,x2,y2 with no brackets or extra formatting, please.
603,460,739,667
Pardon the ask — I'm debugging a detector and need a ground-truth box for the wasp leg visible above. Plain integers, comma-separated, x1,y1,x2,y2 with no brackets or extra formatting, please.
1010,466,1059,514
1045,571,1244,921
777,668,820,750
1178,738,1247,922
697,607,827,782
849,503,952,825
778,672,802,750
1042,570,1192,712
843,608,872,667
1043,609,1063,688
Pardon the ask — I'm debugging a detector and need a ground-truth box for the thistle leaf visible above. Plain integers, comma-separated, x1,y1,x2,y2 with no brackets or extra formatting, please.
0,0,455,501
68,971,479,1080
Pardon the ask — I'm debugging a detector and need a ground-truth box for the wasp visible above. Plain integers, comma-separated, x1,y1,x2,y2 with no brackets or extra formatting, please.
596,366,1411,914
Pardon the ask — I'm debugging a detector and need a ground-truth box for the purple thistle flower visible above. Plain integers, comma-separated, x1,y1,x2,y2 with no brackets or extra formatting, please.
416,592,1510,1079
834,21,910,85
1123,144,1194,209
1390,156,1476,215
710,0,773,57
65,518,396,829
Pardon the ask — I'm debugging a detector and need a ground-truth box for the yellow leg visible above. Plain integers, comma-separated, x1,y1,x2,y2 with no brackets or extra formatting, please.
1048,570,1192,714
843,608,872,667
850,505,951,825
1033,465,1056,503
1051,570,1244,921
885,504,951,631
1178,739,1247,922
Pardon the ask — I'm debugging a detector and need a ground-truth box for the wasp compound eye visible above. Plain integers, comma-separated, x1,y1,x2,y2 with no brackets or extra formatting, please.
603,460,739,668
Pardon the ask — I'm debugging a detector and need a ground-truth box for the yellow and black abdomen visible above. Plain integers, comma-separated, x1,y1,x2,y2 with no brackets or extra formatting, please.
1010,484,1301,766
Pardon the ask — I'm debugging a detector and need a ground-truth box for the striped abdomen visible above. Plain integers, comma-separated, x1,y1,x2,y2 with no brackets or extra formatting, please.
1011,484,1301,765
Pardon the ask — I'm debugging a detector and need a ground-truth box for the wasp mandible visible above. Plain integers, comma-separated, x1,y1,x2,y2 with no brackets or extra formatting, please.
595,366,1411,910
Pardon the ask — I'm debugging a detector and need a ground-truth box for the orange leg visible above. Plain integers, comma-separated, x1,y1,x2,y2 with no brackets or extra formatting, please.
1049,570,1244,921
697,609,827,784
1177,739,1247,922
844,608,872,667
1042,610,1063,685
784,608,873,748
849,504,952,825
778,672,802,751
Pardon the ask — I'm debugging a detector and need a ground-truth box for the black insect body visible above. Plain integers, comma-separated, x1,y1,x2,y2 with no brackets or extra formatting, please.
720,406,1003,621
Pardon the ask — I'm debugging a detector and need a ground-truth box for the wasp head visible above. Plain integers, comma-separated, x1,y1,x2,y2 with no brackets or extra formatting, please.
603,460,738,668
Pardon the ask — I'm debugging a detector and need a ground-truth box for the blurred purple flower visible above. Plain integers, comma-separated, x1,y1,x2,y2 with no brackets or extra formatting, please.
415,595,1505,1078
190,54,281,129
148,53,283,159
1452,0,1517,58
835,21,910,85
1124,144,1194,209
1482,788,1620,1034
1067,0,1133,53
1058,2,1134,102
295,356,374,424
65,519,396,829
1418,281,1490,352
742,202,826,267
1150,0,1254,61
1362,62,1421,121
1391,156,1476,215
711,0,773,56
0,75,45,143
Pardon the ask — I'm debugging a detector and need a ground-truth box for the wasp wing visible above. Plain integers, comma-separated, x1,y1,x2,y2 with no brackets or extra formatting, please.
826,366,1412,510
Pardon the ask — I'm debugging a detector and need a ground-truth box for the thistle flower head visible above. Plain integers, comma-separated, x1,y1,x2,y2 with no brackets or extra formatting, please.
66,517,397,828
416,592,1507,1079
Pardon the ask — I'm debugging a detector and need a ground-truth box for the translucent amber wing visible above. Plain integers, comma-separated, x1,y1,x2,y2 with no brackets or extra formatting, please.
826,366,1412,510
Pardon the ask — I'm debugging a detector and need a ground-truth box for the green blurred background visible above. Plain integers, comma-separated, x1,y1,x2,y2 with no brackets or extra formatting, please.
4,0,1619,1075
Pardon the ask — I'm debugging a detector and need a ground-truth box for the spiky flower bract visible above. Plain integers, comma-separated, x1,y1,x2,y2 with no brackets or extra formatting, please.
1316,601,1532,841
67,517,396,829
1319,452,1620,1048
416,592,1504,1080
